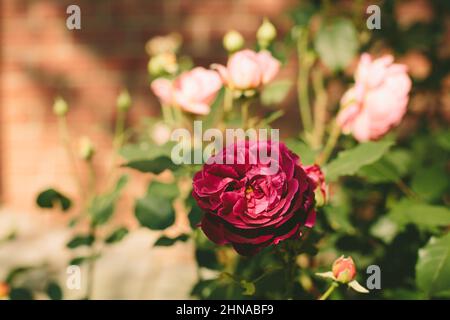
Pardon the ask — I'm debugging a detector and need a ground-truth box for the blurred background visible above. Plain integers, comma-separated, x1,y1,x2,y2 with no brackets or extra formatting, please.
0,0,449,299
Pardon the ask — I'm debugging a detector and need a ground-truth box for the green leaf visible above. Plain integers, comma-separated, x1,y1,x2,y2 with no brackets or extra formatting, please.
324,205,355,235
195,247,220,270
240,280,256,296
66,234,95,249
69,254,100,266
89,175,128,225
36,188,71,211
147,181,179,200
411,166,448,201
325,141,394,182
314,18,358,72
434,130,450,151
9,288,33,300
123,156,179,174
261,80,293,107
285,139,317,165
416,233,450,298
119,142,174,162
46,282,63,300
69,256,88,265
358,158,402,183
105,227,129,244
360,148,412,183
135,194,175,230
186,196,203,229
154,234,189,246
387,200,450,231
6,267,32,284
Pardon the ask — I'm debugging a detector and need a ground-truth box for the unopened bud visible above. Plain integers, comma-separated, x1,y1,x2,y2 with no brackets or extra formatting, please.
148,53,178,77
332,256,356,284
53,97,69,117
223,30,244,53
117,89,131,112
257,18,277,49
79,136,95,161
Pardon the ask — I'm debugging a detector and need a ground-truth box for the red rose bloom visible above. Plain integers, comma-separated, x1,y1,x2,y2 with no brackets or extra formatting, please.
192,140,318,256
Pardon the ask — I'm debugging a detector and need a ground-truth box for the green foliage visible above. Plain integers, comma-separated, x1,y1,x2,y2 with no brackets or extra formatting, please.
123,156,179,174
285,139,317,165
66,234,95,249
154,234,189,247
147,180,179,200
89,175,128,225
186,195,203,229
135,180,179,230
416,233,450,298
135,194,175,230
314,18,358,72
411,165,449,201
46,282,63,300
261,80,293,107
36,188,72,211
105,227,129,244
325,141,394,181
9,288,33,300
387,200,450,231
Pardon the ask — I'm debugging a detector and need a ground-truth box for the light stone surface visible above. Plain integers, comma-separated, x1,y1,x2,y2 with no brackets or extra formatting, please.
0,208,197,299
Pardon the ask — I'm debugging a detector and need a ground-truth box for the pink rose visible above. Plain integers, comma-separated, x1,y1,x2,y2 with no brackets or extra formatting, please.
192,140,317,256
151,67,222,115
337,53,412,142
212,49,280,90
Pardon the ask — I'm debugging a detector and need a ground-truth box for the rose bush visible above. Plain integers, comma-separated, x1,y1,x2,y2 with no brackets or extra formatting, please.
23,1,449,301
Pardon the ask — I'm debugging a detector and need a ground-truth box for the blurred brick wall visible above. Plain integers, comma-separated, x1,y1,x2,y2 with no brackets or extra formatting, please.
0,0,296,212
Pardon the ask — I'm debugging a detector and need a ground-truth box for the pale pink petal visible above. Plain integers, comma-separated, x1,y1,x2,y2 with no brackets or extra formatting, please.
211,64,230,86
228,49,261,89
256,50,280,84
150,78,173,105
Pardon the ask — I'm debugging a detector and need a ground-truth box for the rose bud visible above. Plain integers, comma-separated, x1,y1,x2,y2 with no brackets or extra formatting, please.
257,18,277,49
302,164,327,206
79,136,95,161
332,256,356,284
212,49,280,91
53,96,69,117
117,89,131,112
223,30,244,53
337,53,412,142
145,33,182,56
148,52,178,77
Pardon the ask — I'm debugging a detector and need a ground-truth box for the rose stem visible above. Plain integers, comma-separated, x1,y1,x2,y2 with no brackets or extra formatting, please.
241,99,251,130
58,114,84,198
316,120,341,165
318,282,339,300
311,68,327,149
85,159,98,300
161,103,174,126
297,28,313,136
105,104,129,187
